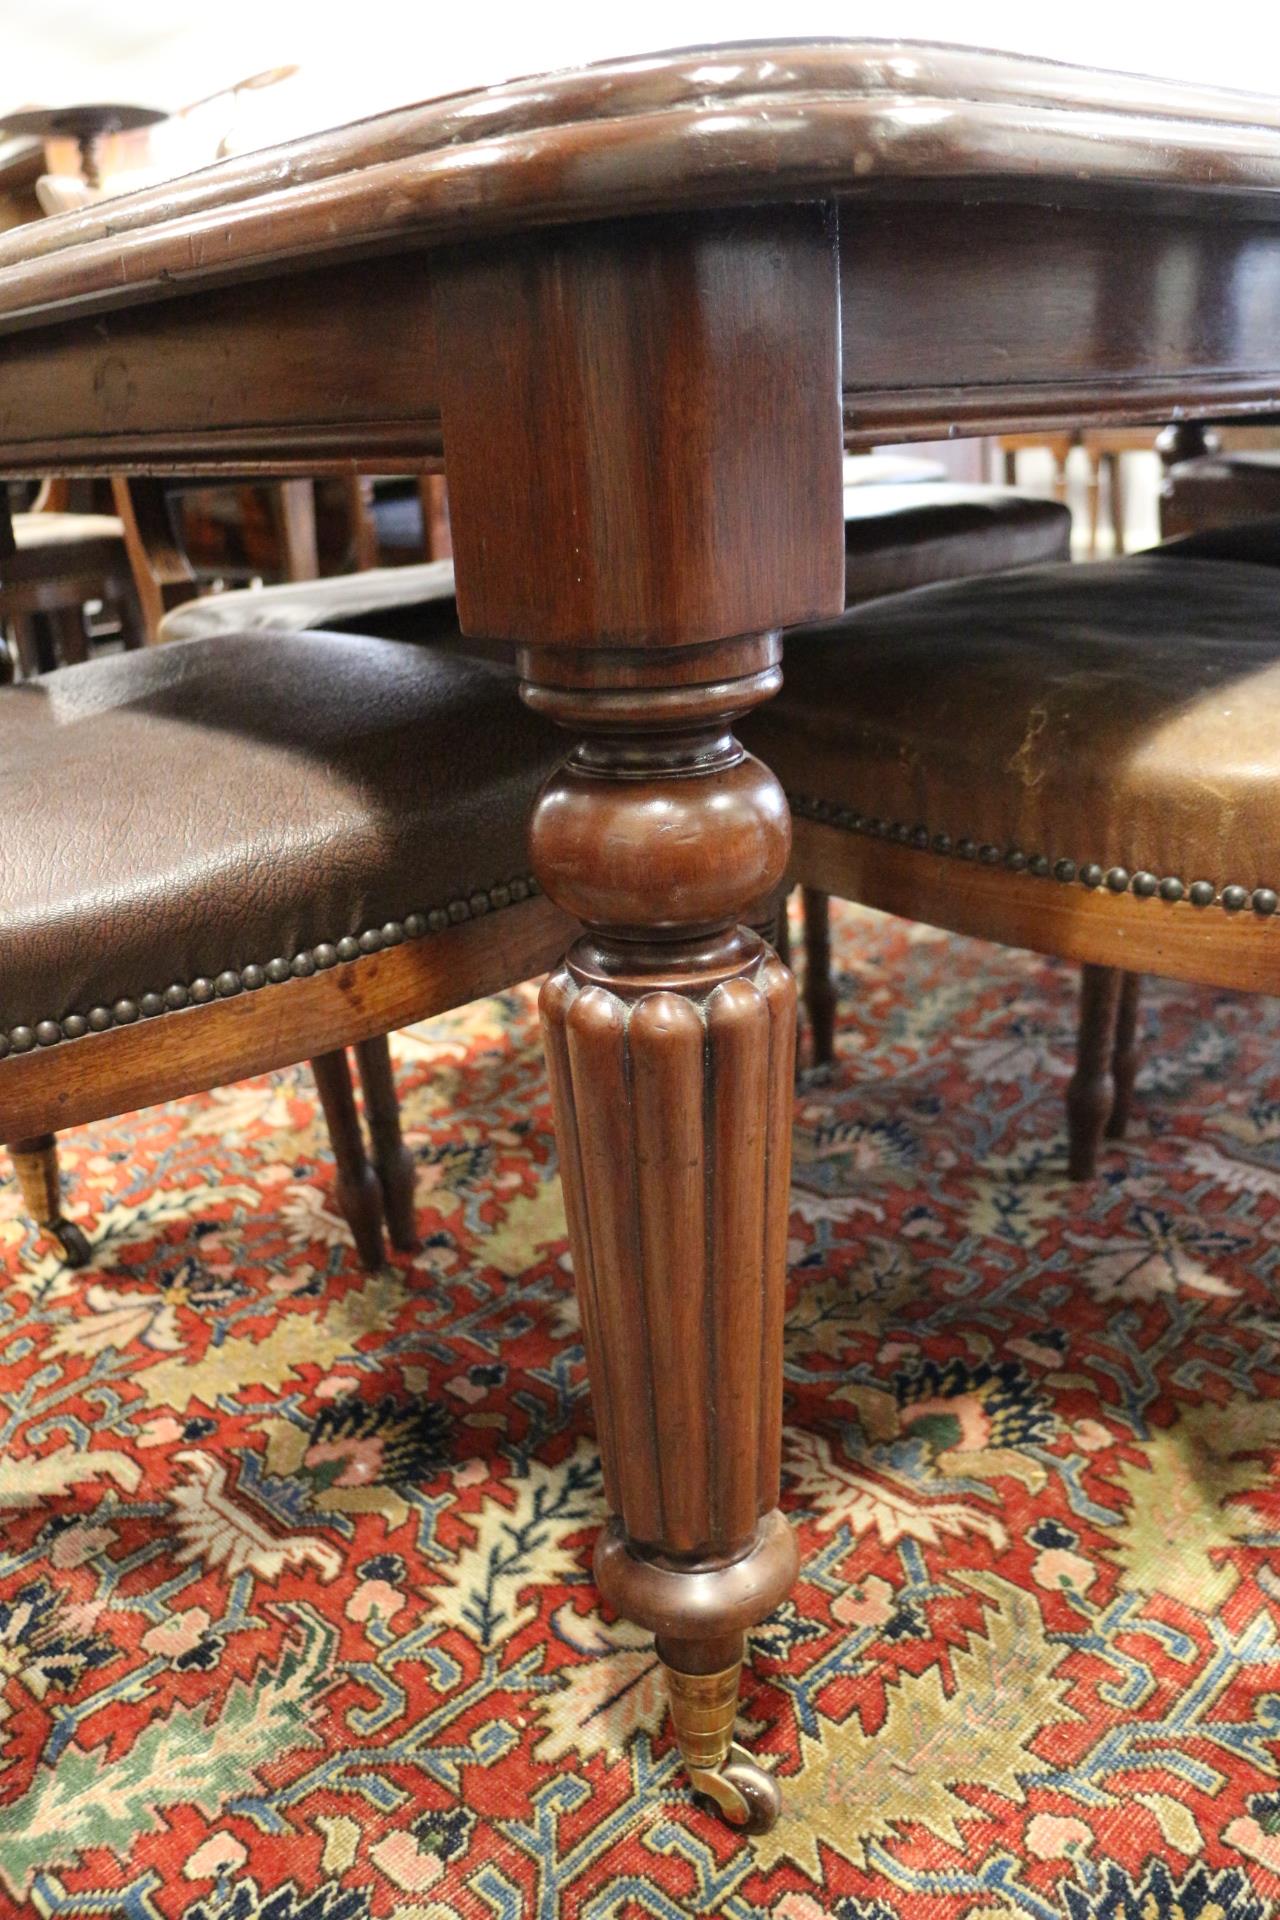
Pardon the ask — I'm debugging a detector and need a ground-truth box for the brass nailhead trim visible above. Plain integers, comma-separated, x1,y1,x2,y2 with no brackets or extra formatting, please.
0,874,541,1061
788,794,1276,925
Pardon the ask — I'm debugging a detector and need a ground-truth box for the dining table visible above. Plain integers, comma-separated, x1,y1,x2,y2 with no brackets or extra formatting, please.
2,39,1280,1832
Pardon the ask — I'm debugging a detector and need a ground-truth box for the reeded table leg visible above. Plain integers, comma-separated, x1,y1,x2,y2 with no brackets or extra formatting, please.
528,654,798,1827
434,203,845,1825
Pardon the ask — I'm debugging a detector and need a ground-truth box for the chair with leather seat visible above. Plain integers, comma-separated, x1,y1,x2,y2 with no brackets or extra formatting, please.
1161,448,1280,542
0,626,567,1271
145,480,1072,1187
1,502,142,677
741,548,1280,1178
788,509,1280,1177
840,478,1071,602
68,477,1061,1264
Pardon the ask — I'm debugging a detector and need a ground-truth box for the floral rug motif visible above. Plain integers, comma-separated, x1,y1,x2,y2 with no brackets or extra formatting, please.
1,901,1279,1919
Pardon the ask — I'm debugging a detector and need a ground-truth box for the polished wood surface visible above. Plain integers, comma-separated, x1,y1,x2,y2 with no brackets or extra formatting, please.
449,207,839,1816
5,47,1280,474
5,35,1280,1828
9,43,1280,321
0,894,572,1144
791,817,1280,997
431,206,844,649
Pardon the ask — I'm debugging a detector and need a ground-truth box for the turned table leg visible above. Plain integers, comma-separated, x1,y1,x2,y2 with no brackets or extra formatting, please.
434,203,844,1825
529,653,798,1827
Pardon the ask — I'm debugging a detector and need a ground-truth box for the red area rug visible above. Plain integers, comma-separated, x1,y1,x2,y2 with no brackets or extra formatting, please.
1,901,1279,1919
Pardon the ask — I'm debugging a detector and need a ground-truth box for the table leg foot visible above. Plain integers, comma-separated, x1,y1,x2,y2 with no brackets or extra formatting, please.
661,1648,782,1830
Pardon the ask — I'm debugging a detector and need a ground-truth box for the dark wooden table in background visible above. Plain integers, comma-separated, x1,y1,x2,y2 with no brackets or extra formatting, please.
2,42,1280,1828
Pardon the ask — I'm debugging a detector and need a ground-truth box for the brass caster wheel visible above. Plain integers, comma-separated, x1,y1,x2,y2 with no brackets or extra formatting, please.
50,1220,92,1269
690,1743,782,1834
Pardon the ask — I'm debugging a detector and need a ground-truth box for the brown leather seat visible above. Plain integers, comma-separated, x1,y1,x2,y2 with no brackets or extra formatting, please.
1160,512,1280,567
841,483,1070,602
745,555,1280,908
0,630,560,1057
156,485,1071,644
1162,451,1280,540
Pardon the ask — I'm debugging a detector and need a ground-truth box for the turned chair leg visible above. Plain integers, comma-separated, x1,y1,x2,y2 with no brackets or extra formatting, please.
7,1135,92,1267
801,886,837,1067
49,604,89,666
1106,972,1142,1140
309,1051,385,1268
1067,964,1124,1178
354,1034,419,1251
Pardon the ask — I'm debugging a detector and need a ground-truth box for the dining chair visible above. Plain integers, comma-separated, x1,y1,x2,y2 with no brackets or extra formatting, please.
0,610,568,1270
741,542,1280,1181
1,487,142,675
1160,431,1280,541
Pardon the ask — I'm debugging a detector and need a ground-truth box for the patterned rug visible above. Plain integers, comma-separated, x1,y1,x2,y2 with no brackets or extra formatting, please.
2,900,1279,1920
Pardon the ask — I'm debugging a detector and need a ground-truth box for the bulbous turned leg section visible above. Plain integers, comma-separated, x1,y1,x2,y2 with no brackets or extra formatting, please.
354,1035,419,1251
1067,964,1124,1179
1106,973,1142,1141
310,1050,385,1269
8,1134,91,1267
528,640,798,1829
801,887,836,1067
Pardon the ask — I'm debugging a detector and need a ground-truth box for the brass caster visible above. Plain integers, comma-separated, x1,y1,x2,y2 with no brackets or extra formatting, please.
50,1220,92,1268
690,1743,782,1833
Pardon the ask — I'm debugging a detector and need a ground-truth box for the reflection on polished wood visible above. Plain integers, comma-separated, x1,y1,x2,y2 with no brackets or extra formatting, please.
4,36,1280,1827
434,205,841,1818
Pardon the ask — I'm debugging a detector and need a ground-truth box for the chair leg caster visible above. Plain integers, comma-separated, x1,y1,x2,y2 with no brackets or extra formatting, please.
664,1655,782,1833
690,1744,782,1832
9,1136,93,1269
47,1218,92,1268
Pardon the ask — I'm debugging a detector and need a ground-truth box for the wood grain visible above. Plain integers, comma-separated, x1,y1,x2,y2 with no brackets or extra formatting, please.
434,207,844,650
791,816,1280,996
7,44,1280,331
0,895,572,1144
0,258,442,476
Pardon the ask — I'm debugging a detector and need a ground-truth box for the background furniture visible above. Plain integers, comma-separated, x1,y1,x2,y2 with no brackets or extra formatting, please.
1163,446,1280,539
1,487,141,675
0,103,166,194
6,40,1280,1829
998,427,1160,556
